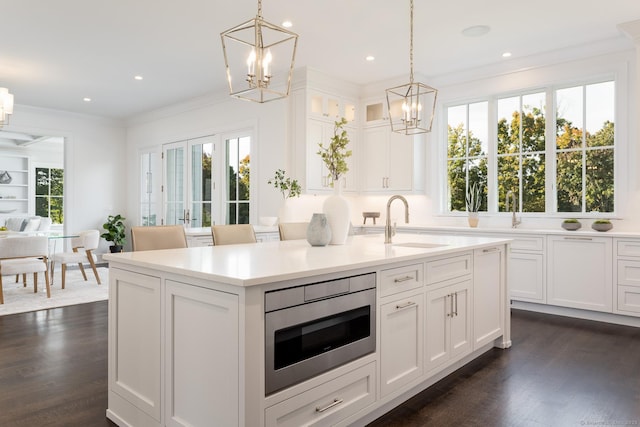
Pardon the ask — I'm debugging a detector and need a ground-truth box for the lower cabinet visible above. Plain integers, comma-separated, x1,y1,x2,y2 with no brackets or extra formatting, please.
509,252,545,303
547,236,613,312
379,291,423,396
473,246,505,349
108,268,240,427
615,239,640,316
425,278,472,373
264,362,376,427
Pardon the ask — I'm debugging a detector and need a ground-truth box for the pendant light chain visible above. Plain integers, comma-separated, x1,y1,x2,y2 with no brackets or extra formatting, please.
257,0,262,18
409,0,414,84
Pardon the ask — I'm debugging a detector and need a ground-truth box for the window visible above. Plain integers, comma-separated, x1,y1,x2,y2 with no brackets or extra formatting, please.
35,167,63,224
446,80,615,215
225,135,250,224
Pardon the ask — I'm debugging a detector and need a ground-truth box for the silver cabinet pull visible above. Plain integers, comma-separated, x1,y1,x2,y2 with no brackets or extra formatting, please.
316,398,344,413
564,236,593,241
454,292,458,317
394,275,414,283
482,247,499,253
447,294,453,317
395,301,416,310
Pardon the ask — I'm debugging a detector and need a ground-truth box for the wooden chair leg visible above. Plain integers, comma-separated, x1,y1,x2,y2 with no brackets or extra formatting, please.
15,274,19,283
33,273,38,293
61,264,66,290
50,261,55,284
87,256,101,285
23,273,27,287
78,263,87,281
44,268,51,298
0,275,4,304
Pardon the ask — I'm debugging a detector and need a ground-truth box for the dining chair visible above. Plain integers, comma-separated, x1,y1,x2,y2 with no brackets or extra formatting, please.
211,224,257,246
278,222,309,241
0,236,50,304
50,230,101,289
131,225,188,251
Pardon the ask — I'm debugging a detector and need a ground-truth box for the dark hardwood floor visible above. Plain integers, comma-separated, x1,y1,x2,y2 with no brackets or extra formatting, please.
0,303,639,427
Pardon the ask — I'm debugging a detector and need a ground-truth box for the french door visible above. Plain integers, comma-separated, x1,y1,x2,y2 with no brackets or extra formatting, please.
163,135,216,227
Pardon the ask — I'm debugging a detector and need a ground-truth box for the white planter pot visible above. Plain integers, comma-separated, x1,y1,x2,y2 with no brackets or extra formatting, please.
323,183,350,245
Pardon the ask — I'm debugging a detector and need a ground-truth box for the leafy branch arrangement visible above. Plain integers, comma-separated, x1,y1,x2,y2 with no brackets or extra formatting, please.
465,182,482,213
317,117,352,186
268,169,302,199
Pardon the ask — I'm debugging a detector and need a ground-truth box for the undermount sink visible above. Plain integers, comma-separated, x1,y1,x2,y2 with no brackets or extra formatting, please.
392,242,448,249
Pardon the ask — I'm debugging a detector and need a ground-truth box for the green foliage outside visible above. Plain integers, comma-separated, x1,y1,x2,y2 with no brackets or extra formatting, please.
447,102,614,214
227,154,250,224
35,167,64,224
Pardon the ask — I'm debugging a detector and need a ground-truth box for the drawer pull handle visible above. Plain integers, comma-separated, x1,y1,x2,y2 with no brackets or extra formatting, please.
395,301,416,310
564,237,593,241
316,398,344,413
394,275,414,283
482,248,499,253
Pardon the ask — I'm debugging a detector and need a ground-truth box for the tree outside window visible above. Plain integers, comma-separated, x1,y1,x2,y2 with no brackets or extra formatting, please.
447,102,488,212
35,167,63,224
446,80,615,215
226,136,250,224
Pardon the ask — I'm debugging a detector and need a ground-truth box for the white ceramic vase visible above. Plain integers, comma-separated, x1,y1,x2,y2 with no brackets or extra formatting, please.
277,198,294,223
323,181,351,245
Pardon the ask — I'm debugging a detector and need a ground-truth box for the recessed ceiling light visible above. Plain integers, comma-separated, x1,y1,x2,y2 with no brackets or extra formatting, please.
366,55,375,62
461,25,490,37
134,75,143,80
502,52,512,58
282,20,292,28
83,97,91,102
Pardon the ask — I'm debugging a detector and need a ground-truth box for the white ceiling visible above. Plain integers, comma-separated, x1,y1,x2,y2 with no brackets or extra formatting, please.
1,0,639,120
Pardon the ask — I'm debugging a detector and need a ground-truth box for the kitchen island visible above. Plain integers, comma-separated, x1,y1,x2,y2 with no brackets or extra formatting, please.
103,233,511,427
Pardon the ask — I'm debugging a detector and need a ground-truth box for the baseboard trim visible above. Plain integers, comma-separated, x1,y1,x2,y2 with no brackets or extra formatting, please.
511,300,640,328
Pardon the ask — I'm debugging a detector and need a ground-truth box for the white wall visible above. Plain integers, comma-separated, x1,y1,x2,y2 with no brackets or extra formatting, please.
4,104,126,251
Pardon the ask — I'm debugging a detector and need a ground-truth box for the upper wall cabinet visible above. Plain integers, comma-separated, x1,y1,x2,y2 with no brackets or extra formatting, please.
309,90,357,124
290,87,359,194
362,97,404,128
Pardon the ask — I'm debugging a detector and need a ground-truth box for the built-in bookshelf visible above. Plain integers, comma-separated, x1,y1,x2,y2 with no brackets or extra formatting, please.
0,155,30,215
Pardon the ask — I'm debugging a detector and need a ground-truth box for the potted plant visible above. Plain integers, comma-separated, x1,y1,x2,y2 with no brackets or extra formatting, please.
317,117,352,189
317,117,352,245
465,182,482,228
592,219,613,232
101,214,126,253
561,218,582,231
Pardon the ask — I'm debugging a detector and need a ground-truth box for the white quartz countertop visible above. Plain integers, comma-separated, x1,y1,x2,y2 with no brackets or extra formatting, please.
103,234,510,287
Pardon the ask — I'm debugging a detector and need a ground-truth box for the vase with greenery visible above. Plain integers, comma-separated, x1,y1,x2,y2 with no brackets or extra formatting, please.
268,169,301,223
318,117,352,244
101,214,126,253
465,183,482,227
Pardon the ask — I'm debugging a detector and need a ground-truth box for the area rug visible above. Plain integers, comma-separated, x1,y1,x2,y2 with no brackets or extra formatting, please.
0,267,109,316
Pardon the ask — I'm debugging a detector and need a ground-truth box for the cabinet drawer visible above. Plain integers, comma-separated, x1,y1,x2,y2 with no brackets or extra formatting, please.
379,263,423,297
617,286,640,316
617,259,640,287
510,236,544,252
426,254,472,285
617,240,640,258
265,362,376,427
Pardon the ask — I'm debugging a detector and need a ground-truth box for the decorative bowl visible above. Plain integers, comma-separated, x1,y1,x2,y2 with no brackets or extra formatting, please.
561,221,581,231
591,222,613,232
259,216,278,227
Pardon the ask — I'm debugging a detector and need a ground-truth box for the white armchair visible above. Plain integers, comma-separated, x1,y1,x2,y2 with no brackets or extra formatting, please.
50,230,101,289
0,236,50,304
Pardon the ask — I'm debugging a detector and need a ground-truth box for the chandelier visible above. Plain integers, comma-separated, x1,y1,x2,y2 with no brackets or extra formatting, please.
0,87,14,129
220,0,298,103
385,0,437,135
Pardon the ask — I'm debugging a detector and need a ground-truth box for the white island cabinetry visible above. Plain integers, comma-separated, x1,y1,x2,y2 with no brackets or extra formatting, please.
104,235,510,427
615,238,640,315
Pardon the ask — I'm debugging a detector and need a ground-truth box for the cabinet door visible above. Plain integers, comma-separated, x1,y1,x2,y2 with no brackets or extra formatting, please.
509,252,545,303
109,268,162,422
473,247,504,349
386,132,413,191
165,280,239,427
448,280,472,360
380,291,423,396
361,127,388,191
424,286,451,372
547,236,613,312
